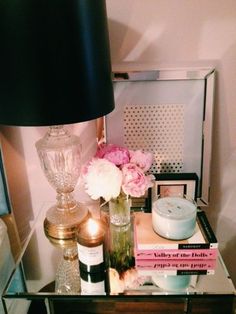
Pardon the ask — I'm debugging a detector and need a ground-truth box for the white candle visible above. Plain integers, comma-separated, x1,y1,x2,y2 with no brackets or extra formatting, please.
152,196,197,240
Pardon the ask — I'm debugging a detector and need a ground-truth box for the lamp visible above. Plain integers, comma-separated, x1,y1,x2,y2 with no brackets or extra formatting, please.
0,0,114,292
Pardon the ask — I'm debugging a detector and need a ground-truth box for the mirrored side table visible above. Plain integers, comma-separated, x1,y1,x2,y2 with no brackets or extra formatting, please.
2,205,236,314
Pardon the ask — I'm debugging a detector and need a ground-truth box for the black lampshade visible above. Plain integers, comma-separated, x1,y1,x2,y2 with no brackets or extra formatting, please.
0,0,114,126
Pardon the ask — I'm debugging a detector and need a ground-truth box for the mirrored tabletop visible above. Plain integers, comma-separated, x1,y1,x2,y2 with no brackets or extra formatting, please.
2,204,235,314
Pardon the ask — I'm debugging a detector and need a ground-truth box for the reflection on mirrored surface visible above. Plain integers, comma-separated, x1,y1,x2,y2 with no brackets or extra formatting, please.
54,247,81,294
80,270,107,295
3,204,236,302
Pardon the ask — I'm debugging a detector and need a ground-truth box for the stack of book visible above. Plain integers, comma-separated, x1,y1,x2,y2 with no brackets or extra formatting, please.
134,211,218,275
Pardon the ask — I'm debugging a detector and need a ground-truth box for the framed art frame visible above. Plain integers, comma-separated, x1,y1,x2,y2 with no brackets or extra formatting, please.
105,66,215,206
152,173,199,204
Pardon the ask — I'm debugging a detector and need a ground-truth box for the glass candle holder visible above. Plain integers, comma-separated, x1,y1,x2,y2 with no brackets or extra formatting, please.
77,218,107,273
152,195,197,240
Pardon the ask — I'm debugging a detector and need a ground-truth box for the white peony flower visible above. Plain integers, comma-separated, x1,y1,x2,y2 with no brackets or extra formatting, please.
83,158,122,202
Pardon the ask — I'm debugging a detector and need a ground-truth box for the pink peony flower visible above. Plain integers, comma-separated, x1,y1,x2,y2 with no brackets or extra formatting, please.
83,143,154,202
129,150,153,172
121,163,154,197
83,158,122,201
95,143,130,166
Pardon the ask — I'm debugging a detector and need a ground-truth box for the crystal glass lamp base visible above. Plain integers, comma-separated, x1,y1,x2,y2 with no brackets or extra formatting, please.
35,125,91,293
36,125,90,247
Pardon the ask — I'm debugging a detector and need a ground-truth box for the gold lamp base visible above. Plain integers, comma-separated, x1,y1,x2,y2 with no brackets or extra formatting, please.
44,204,90,249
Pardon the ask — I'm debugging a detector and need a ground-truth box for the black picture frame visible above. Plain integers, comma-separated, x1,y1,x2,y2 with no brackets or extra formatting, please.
131,189,152,213
150,173,199,212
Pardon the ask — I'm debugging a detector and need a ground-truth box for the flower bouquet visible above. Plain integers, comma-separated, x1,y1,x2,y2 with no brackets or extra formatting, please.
83,143,154,275
83,143,154,226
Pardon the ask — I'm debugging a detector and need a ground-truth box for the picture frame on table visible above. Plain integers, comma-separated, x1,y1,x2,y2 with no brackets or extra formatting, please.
152,173,199,206
131,189,152,213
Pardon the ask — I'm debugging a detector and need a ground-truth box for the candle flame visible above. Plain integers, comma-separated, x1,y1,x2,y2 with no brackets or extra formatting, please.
87,218,99,236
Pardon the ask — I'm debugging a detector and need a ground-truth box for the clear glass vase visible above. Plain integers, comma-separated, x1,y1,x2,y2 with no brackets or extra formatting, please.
109,223,135,275
109,193,131,227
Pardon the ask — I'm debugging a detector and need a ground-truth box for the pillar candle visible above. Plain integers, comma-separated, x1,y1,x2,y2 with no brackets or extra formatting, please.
77,218,106,273
152,196,197,240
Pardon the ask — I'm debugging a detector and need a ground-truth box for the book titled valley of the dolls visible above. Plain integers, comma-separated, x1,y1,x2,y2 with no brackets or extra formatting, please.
135,259,216,275
134,211,218,260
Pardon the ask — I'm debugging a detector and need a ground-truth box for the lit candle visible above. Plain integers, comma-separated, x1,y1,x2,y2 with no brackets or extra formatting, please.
77,218,106,273
152,196,197,240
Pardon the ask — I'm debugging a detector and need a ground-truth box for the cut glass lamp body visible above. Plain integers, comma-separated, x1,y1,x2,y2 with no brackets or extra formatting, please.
36,125,89,294
35,125,89,248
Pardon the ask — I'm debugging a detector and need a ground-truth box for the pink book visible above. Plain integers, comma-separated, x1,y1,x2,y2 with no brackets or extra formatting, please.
134,212,218,260
135,259,216,275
